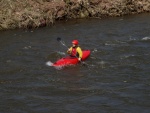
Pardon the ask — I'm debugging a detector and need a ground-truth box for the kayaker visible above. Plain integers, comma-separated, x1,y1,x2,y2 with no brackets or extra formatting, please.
67,40,83,61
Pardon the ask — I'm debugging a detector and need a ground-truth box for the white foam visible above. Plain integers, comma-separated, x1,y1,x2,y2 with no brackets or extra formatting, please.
142,37,150,40
54,66,64,70
46,61,53,66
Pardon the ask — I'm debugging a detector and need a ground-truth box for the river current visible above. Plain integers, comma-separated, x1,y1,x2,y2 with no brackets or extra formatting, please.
0,13,150,113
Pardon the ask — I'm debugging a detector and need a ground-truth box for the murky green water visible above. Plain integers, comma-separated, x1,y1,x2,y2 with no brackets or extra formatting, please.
0,13,150,113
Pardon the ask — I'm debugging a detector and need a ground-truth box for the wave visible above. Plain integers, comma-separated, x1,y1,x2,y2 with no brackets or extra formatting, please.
141,36,150,41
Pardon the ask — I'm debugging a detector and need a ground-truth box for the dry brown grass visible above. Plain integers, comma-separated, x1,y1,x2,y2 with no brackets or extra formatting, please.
0,0,56,30
0,0,149,30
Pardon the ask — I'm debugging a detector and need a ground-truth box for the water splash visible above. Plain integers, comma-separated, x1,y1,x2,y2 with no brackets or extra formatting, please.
142,36,150,41
46,61,53,66
46,61,73,70
54,66,64,70
57,51,66,55
92,48,98,53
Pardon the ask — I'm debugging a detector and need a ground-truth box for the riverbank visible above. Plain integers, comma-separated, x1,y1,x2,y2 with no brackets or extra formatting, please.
0,0,150,30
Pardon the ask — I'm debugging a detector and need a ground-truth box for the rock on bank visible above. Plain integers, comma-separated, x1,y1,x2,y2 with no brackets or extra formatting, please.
0,0,150,30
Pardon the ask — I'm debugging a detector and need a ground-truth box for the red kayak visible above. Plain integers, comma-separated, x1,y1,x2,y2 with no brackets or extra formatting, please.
52,50,90,67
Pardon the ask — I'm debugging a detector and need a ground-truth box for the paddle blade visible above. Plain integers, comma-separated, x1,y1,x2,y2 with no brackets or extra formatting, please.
57,37,61,42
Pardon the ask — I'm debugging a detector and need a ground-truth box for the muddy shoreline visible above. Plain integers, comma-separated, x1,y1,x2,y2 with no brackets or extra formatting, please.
0,0,150,30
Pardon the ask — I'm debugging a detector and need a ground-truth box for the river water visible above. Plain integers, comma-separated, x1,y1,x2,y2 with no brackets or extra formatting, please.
0,13,150,113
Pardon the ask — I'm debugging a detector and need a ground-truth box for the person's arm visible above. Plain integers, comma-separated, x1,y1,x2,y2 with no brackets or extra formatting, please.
77,47,82,61
67,47,72,54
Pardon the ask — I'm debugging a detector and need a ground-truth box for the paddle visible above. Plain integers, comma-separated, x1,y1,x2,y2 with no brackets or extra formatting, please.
57,37,69,49
57,37,87,65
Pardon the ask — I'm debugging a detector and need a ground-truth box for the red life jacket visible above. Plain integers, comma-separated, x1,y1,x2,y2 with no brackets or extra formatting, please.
71,47,78,57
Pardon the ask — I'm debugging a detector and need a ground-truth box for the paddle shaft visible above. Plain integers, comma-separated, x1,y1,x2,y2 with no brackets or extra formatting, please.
57,37,83,63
